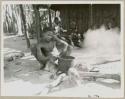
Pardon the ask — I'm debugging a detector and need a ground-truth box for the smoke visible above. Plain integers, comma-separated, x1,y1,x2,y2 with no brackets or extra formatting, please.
83,25,121,56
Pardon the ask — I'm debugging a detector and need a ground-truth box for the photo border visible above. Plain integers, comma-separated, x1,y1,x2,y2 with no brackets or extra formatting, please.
0,0,124,99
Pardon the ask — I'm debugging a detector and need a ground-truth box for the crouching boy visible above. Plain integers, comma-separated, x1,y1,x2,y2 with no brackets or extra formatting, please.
31,27,71,72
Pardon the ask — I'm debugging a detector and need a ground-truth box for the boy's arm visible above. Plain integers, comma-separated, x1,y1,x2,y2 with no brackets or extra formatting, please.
54,35,68,51
60,27,67,32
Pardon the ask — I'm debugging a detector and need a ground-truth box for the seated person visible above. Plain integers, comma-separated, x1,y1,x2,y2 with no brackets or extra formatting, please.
31,27,71,72
68,21,83,48
52,17,67,36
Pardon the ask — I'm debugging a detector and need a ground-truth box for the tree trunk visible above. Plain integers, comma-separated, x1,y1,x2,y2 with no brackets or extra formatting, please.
33,5,41,43
16,6,23,36
20,5,30,48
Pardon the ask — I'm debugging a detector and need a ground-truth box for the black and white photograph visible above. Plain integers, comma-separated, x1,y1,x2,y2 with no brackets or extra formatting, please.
1,0,124,98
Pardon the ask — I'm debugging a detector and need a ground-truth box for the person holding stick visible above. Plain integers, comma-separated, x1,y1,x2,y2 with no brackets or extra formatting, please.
31,27,71,72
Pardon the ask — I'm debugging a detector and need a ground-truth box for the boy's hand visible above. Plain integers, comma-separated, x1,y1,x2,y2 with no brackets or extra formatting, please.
59,50,67,57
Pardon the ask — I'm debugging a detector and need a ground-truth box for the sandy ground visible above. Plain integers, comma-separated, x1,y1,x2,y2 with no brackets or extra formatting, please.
3,29,123,97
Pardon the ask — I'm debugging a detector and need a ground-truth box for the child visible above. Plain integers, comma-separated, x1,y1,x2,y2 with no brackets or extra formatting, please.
31,27,71,72
52,17,67,36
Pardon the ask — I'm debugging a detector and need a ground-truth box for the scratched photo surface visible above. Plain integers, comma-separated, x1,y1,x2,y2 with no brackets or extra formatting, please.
2,3,123,97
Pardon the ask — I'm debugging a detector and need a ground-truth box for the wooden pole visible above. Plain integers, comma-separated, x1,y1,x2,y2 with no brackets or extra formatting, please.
48,5,52,28
89,4,93,29
91,4,93,28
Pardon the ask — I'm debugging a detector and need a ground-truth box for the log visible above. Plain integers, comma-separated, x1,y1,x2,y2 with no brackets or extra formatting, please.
79,71,120,81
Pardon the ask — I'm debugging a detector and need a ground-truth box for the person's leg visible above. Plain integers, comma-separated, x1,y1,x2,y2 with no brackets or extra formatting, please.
30,44,37,58
30,44,45,69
